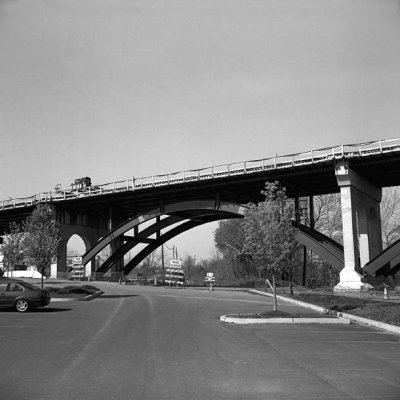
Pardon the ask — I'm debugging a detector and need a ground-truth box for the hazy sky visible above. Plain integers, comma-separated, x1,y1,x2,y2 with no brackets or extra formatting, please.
1,0,400,259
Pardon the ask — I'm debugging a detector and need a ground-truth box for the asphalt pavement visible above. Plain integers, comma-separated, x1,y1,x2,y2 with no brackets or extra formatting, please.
0,283,399,400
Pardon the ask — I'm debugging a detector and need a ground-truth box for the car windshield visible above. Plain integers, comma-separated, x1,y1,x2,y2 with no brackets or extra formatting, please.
20,282,41,291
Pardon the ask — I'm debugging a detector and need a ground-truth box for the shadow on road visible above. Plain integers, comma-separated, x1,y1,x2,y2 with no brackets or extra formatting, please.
32,307,72,313
0,307,72,313
99,294,138,299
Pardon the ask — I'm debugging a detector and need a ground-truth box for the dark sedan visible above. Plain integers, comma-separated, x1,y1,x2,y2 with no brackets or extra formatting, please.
0,278,51,312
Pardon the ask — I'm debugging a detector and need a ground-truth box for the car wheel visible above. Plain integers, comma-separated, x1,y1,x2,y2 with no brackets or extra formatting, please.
15,298,30,313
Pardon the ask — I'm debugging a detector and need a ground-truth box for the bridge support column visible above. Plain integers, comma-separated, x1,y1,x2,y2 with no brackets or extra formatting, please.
56,240,68,278
109,238,125,280
334,160,382,291
55,207,109,279
56,225,107,279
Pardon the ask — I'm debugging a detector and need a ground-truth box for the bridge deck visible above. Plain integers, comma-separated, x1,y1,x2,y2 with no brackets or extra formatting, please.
1,138,400,211
1,138,400,234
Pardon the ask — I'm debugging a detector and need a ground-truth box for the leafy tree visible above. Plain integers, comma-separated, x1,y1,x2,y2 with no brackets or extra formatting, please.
214,219,245,258
1,222,25,277
243,181,299,309
23,204,62,287
214,219,255,279
187,256,239,285
243,182,298,277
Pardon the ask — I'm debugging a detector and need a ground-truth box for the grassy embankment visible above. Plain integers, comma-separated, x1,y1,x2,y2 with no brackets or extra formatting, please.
290,292,400,326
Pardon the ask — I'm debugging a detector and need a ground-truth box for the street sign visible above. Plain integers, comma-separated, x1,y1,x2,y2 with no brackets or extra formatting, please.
205,272,215,282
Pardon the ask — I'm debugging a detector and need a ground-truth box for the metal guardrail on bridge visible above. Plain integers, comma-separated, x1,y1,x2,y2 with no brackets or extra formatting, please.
1,138,400,211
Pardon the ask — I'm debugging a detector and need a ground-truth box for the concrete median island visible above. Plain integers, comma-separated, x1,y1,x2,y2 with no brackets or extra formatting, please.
220,314,350,324
238,289,400,334
220,307,350,325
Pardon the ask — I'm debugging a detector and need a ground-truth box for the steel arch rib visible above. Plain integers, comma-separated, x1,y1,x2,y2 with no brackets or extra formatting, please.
123,215,223,275
97,211,242,274
96,215,183,273
82,200,246,266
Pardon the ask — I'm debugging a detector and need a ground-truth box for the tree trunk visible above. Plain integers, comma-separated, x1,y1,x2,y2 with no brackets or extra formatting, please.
302,246,307,286
272,273,278,311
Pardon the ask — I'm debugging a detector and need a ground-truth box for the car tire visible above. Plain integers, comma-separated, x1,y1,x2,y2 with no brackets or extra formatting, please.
14,298,30,313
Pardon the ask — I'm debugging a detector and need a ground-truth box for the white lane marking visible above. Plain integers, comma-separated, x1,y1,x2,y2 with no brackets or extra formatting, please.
59,297,124,382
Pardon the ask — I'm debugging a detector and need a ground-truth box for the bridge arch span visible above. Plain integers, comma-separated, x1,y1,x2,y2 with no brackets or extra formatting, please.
81,200,246,275
65,233,91,255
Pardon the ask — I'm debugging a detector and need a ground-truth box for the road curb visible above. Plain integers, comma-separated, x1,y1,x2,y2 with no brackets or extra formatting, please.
51,290,104,302
220,314,350,324
249,289,400,335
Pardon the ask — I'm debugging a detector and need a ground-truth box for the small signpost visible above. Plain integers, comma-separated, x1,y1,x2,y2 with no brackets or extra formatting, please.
205,272,215,291
69,256,85,280
165,259,185,287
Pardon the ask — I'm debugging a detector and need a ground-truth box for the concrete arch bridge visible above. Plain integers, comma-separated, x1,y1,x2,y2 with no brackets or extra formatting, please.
2,138,400,290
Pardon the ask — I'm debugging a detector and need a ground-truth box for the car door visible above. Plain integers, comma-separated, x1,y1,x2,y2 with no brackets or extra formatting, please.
5,283,25,306
0,282,11,306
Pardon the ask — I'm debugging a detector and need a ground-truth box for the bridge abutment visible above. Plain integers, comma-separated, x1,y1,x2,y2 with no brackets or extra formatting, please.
334,160,382,291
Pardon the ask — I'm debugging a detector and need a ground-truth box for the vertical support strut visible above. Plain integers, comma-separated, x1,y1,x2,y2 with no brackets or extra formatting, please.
334,160,382,291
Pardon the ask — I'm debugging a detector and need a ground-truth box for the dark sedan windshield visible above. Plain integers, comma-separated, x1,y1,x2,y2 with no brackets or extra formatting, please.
19,282,42,291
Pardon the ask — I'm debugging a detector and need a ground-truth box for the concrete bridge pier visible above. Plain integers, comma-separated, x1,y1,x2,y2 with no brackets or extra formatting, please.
108,238,125,280
334,160,382,291
55,209,109,279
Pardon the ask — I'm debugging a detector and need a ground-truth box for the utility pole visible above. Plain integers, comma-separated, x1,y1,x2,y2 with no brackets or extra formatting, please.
161,244,165,284
188,255,196,281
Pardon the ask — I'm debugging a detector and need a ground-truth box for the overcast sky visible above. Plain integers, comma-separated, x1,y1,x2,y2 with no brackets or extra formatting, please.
1,0,400,259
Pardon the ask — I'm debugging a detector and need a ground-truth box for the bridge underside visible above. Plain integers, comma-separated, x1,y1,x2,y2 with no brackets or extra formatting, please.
2,140,400,289
82,200,246,276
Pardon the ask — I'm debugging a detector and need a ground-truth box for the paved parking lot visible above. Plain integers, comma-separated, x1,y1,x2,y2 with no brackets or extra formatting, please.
0,283,399,399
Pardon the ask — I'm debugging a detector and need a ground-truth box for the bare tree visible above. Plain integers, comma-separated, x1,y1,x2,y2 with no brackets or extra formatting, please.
313,193,342,243
137,249,162,277
381,186,400,248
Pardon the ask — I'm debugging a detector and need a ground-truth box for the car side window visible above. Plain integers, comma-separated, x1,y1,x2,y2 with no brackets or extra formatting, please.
0,283,8,292
7,283,23,292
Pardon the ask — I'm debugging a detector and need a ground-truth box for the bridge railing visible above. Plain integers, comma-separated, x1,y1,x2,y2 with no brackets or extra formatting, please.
2,138,400,210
